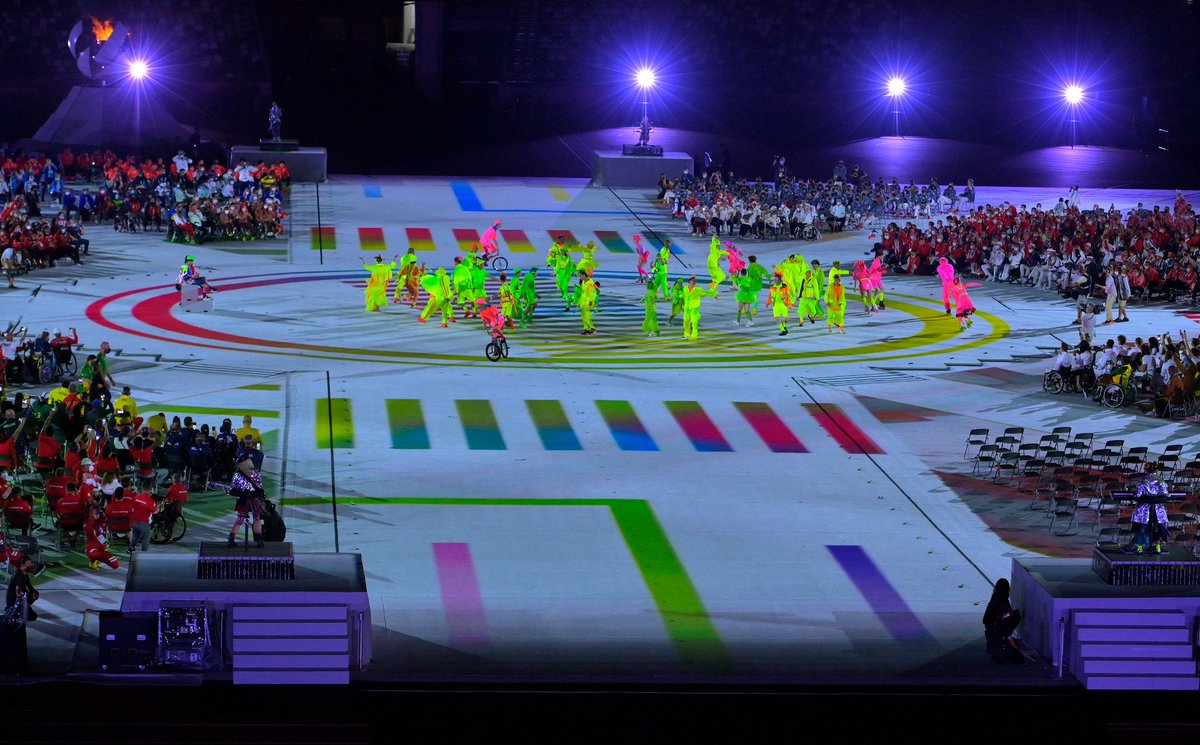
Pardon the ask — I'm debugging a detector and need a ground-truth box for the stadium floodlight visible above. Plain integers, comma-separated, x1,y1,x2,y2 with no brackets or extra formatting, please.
635,67,656,90
886,76,906,97
128,58,148,80
1063,85,1083,105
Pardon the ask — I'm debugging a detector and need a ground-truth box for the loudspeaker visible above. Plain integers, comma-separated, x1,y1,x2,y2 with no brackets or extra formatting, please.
98,611,158,671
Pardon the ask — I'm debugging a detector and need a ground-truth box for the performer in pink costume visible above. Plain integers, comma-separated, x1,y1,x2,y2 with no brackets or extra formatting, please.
867,255,887,310
950,274,977,330
479,220,502,257
936,256,956,315
852,260,876,314
634,234,651,284
726,242,747,276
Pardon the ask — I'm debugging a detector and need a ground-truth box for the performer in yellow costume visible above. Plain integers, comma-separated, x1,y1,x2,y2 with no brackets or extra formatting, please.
360,254,397,312
681,276,719,341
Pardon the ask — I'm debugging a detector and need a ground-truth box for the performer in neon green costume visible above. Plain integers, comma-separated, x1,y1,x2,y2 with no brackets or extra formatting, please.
418,267,455,326
642,283,665,337
681,276,719,340
498,272,517,330
579,274,599,335
734,269,760,325
452,256,478,317
510,268,523,317
667,278,685,326
807,259,827,320
360,254,397,312
658,238,673,267
469,256,489,304
392,248,418,303
651,255,669,299
553,247,574,302
577,241,599,277
825,272,847,333
707,236,729,287
746,255,769,316
518,268,540,327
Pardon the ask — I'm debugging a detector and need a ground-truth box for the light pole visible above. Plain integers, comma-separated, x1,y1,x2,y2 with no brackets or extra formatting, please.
887,77,906,137
1063,85,1083,148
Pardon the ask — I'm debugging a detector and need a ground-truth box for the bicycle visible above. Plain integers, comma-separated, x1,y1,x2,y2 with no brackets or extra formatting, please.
150,502,187,544
485,330,510,362
479,251,508,272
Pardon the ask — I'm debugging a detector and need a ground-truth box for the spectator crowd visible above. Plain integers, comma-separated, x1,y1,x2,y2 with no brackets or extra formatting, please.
1,147,290,286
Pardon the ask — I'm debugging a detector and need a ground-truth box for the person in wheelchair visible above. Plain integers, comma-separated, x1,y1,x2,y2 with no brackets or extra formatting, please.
1070,341,1095,392
49,328,78,372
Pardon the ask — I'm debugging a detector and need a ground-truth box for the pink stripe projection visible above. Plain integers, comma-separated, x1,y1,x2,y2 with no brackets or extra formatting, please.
432,542,488,645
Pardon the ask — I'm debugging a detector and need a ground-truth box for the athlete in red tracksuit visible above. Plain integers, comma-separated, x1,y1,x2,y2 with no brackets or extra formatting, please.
85,506,120,570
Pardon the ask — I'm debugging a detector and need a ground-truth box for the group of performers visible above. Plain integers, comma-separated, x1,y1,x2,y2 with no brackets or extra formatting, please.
356,225,981,344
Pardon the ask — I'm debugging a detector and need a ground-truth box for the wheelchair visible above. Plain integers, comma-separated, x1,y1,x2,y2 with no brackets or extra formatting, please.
1100,364,1139,409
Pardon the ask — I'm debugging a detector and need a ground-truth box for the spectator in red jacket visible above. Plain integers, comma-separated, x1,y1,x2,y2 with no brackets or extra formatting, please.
129,487,156,553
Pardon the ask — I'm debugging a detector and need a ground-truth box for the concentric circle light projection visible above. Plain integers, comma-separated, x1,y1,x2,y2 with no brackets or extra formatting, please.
1063,84,1084,105
635,67,656,90
886,76,907,97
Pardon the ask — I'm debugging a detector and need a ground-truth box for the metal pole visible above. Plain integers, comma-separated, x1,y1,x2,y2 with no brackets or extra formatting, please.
325,371,339,553
315,180,324,265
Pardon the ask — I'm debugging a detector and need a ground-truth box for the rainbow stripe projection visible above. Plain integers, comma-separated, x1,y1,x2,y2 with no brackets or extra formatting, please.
453,228,480,253
594,230,634,254
734,402,808,453
358,227,386,252
386,399,430,449
404,227,437,252
456,399,506,450
803,403,884,454
309,226,336,250
525,400,582,451
664,401,733,452
595,400,657,451
316,398,354,448
499,229,538,253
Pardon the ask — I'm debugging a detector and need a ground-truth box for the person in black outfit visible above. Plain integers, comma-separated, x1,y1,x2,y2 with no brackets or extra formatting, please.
2,555,38,675
983,578,1024,663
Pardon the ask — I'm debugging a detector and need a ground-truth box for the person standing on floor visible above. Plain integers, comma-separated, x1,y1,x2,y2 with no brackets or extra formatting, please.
681,276,719,341
937,257,956,315
769,273,793,336
825,273,847,334
226,449,267,548
2,554,38,675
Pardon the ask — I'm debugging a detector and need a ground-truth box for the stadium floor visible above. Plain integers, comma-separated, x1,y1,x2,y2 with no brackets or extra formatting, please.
7,176,1198,688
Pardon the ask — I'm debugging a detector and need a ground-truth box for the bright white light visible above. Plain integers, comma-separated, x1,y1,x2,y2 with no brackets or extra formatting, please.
129,59,148,80
635,68,656,89
1063,85,1083,105
886,77,906,97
